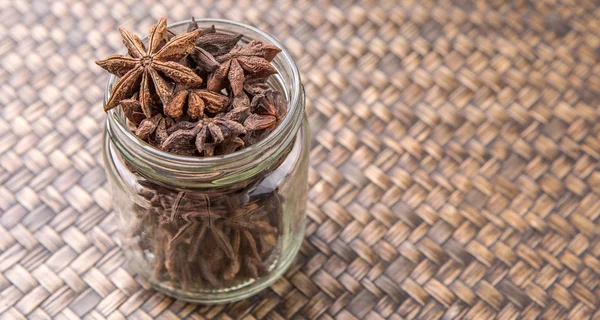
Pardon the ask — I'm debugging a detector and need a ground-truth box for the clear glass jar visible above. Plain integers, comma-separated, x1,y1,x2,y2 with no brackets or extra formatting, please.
102,19,308,304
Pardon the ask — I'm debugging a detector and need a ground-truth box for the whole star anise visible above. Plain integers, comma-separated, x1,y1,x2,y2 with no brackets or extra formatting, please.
196,28,243,57
228,76,270,109
97,18,288,158
221,205,277,280
207,40,281,96
160,124,199,156
160,117,246,156
135,113,163,140
243,76,271,96
243,90,287,131
96,18,205,117
119,94,146,125
195,117,247,156
182,21,222,74
164,88,229,119
186,21,244,71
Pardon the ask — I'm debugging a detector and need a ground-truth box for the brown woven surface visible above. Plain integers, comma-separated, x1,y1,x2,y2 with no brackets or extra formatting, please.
1,0,600,319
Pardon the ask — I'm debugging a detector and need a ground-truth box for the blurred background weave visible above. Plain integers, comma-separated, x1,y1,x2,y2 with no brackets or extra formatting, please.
1,0,600,319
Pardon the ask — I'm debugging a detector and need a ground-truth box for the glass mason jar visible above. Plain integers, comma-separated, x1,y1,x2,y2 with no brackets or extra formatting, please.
102,19,308,304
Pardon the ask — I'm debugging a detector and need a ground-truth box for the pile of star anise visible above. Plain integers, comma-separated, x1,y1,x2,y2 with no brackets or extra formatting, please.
98,18,290,290
132,180,282,289
97,17,287,156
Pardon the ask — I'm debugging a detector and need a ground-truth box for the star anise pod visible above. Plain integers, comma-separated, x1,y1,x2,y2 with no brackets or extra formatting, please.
96,17,204,117
166,120,198,134
231,91,251,109
186,17,200,32
160,118,246,156
220,203,277,280
223,105,250,122
164,88,229,119
149,117,173,147
207,40,281,96
196,118,247,156
161,124,200,156
181,22,242,75
120,94,146,125
228,77,270,110
135,113,163,140
189,47,220,73
181,21,221,74
196,29,243,57
243,90,287,131
222,137,246,154
243,77,271,96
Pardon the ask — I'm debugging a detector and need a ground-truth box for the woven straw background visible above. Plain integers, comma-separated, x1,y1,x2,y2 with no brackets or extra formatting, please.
1,0,600,319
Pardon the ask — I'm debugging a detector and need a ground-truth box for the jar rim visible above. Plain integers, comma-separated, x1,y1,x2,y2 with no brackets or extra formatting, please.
104,18,304,184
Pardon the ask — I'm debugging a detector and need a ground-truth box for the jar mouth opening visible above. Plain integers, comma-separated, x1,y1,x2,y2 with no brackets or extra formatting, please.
105,18,301,165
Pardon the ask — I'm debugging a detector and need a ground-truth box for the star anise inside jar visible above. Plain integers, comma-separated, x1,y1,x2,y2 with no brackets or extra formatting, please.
97,17,288,158
97,17,293,292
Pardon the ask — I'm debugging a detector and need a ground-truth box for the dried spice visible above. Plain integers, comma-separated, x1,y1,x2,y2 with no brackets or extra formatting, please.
120,95,146,125
195,117,247,156
244,89,287,131
161,124,199,155
98,17,287,157
97,17,291,290
165,88,229,119
96,17,204,116
208,40,281,96
135,179,283,288
196,30,243,57
135,114,162,140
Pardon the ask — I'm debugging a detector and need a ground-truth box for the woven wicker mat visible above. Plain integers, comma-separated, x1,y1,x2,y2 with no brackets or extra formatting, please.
1,0,600,319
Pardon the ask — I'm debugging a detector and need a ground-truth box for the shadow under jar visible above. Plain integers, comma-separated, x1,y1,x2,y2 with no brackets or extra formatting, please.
102,19,309,304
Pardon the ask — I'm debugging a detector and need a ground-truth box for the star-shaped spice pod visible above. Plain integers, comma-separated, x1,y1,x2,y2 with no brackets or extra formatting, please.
196,117,247,156
96,17,205,117
244,89,287,131
164,88,229,119
135,113,163,140
207,40,282,96
97,17,288,158
221,204,278,280
119,94,146,125
140,187,281,287
160,118,246,156
181,18,243,60
227,76,271,110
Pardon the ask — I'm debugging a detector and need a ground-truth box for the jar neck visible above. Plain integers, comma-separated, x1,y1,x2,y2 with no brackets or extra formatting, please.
105,19,303,188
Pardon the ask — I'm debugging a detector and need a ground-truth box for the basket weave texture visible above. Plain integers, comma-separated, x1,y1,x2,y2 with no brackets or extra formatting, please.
1,0,599,319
